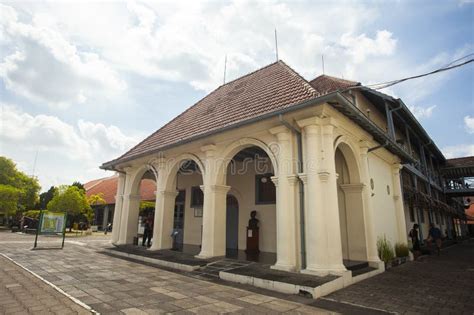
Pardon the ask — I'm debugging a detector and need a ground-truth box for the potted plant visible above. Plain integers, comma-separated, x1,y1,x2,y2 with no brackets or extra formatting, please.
395,242,410,264
377,235,395,269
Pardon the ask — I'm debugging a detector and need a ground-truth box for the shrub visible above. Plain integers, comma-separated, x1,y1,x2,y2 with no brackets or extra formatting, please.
395,243,409,257
377,235,395,263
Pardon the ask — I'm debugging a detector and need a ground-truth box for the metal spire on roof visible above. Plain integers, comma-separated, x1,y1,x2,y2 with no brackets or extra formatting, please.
274,28,279,61
223,54,227,85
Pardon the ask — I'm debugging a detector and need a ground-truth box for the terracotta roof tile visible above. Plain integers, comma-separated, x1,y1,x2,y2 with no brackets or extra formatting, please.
445,156,474,168
309,74,360,95
85,176,156,204
104,61,318,166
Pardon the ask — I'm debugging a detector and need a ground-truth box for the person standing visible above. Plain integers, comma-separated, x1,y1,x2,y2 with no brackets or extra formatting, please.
142,213,154,247
428,223,442,256
409,224,421,260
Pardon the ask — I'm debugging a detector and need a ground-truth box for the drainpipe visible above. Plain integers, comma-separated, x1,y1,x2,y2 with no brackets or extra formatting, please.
278,114,306,269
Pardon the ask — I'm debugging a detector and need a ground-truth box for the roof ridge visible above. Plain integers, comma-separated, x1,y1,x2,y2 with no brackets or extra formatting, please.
277,60,318,97
311,74,359,85
110,61,287,165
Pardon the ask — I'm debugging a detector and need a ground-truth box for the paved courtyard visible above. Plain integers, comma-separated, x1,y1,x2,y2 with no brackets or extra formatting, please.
0,231,472,314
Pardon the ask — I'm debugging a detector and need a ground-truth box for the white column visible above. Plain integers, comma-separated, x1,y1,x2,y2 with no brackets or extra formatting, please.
392,164,409,244
270,126,298,271
318,122,346,274
111,173,126,244
298,118,345,276
359,143,381,263
102,205,109,230
149,190,178,250
197,184,231,258
117,194,141,244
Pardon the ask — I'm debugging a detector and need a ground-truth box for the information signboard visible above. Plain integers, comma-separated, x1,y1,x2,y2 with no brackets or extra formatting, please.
34,210,67,249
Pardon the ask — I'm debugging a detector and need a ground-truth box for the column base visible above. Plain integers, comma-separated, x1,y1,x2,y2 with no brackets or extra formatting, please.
368,259,385,271
195,251,225,260
301,264,347,276
271,262,297,272
148,245,170,251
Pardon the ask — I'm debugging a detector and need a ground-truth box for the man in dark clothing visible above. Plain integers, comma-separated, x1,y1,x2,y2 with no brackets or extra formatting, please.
428,223,442,256
142,213,154,247
409,224,421,260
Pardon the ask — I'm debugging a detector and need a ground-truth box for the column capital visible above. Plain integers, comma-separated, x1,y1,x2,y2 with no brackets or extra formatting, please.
201,144,217,157
287,174,299,185
270,176,278,187
202,184,231,194
148,157,167,169
125,194,141,201
269,125,291,138
340,183,365,193
115,194,124,201
359,140,372,153
318,171,330,182
298,173,307,184
392,163,403,174
157,190,179,198
117,172,126,179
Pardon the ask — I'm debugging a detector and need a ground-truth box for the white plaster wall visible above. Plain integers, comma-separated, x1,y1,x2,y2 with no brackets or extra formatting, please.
226,159,276,253
176,172,204,246
368,154,399,246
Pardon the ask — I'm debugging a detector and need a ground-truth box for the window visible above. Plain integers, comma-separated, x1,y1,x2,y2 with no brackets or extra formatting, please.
409,206,415,222
419,208,425,223
255,174,276,204
190,186,203,207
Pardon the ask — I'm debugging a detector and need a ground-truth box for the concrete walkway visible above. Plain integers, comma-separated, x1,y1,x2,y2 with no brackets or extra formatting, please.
0,255,90,314
316,239,474,314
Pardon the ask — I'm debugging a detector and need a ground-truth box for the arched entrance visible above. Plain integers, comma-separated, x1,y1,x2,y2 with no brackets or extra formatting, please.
226,195,239,253
222,144,277,264
335,143,368,262
119,166,157,246
164,157,205,254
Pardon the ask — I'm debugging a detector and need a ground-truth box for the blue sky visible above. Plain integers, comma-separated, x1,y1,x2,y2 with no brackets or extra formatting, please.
0,0,472,191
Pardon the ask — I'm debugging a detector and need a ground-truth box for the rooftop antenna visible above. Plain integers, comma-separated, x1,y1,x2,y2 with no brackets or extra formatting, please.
322,55,325,74
274,28,279,61
223,54,227,85
32,148,38,179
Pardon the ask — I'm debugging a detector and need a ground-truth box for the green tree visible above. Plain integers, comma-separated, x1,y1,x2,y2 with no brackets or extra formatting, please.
47,185,92,230
71,181,85,192
0,156,41,222
38,186,57,209
0,184,21,220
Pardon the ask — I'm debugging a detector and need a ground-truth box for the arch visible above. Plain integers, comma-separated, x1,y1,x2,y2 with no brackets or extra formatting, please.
216,137,279,185
128,164,158,195
334,137,361,184
162,153,206,191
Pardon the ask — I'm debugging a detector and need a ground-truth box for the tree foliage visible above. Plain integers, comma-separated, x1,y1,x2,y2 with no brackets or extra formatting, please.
47,186,92,224
87,193,106,207
38,186,57,210
0,156,41,214
71,181,85,192
0,184,22,217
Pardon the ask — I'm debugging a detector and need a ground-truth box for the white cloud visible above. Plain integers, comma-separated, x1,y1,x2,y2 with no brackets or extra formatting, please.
340,30,397,64
407,105,436,120
0,103,141,188
0,4,126,108
442,144,474,158
464,115,474,134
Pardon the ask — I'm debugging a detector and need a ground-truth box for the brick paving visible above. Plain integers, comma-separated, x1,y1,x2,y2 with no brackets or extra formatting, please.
2,231,473,314
318,239,474,314
0,255,90,314
0,232,332,314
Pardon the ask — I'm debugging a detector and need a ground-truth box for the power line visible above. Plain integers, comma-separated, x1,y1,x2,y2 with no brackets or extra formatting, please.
345,54,473,91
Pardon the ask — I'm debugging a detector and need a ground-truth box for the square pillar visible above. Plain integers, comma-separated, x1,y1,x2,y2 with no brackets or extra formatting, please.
150,190,179,250
392,164,409,244
111,173,126,244
359,143,381,263
269,126,299,271
298,119,346,276
117,194,141,244
197,184,231,258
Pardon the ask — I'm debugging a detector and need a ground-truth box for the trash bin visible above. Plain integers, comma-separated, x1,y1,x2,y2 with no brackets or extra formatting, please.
133,236,139,245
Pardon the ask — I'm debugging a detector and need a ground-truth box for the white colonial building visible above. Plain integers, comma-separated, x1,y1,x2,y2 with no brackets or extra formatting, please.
102,61,466,278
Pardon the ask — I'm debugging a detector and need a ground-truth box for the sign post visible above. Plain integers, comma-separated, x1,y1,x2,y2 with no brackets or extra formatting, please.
33,210,67,249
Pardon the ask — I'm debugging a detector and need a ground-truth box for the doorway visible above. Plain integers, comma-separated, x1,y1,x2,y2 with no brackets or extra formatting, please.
173,190,185,249
226,195,239,252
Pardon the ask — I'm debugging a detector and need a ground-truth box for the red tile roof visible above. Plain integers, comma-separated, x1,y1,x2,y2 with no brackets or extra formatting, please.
85,176,156,205
103,61,319,167
309,75,359,95
445,156,474,168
